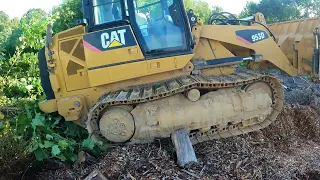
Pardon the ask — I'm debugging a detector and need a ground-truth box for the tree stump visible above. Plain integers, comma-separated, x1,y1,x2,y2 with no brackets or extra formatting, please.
171,129,198,167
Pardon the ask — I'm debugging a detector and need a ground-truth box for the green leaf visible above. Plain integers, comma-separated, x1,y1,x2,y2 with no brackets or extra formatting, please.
17,115,31,127
0,122,3,130
29,141,39,153
34,149,49,161
43,141,55,148
46,134,53,140
70,154,77,162
31,113,45,128
59,140,69,149
69,144,75,152
51,145,61,156
56,154,67,162
64,123,81,137
82,138,95,150
51,117,61,128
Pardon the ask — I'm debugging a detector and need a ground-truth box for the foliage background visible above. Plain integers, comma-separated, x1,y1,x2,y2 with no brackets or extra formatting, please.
0,0,319,178
240,0,320,23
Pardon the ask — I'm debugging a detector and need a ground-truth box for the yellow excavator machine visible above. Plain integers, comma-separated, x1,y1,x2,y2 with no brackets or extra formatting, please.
38,0,319,144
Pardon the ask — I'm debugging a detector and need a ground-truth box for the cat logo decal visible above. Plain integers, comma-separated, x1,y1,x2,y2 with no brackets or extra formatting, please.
83,26,136,52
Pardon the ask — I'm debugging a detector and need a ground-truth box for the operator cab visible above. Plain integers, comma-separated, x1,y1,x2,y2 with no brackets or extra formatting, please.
82,0,193,57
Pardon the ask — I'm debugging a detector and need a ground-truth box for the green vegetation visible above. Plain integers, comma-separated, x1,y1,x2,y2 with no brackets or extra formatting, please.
184,0,222,23
240,0,320,23
0,1,94,177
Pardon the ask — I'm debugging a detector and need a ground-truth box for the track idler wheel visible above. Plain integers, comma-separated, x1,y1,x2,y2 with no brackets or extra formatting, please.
99,108,135,143
245,81,273,99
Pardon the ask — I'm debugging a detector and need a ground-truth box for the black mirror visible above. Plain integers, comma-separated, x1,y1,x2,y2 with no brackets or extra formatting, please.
187,9,197,27
74,19,88,27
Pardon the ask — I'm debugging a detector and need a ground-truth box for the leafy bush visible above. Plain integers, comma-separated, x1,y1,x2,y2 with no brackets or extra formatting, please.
52,0,83,33
14,100,98,162
0,122,30,178
1,77,42,98
0,5,103,167
0,97,107,164
2,52,40,78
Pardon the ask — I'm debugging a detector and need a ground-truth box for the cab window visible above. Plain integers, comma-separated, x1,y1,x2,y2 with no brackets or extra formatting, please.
133,0,187,53
93,0,122,25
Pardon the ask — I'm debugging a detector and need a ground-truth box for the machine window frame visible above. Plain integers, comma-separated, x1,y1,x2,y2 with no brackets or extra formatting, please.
87,0,129,32
127,0,193,59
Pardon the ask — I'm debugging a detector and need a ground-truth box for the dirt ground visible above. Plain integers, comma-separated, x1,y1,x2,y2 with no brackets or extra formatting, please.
33,104,320,180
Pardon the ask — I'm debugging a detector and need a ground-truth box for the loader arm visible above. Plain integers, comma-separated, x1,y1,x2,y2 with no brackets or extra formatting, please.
195,25,298,76
189,12,298,76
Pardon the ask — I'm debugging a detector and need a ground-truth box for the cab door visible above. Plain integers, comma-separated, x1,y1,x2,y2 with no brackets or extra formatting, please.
83,25,147,87
83,0,148,87
129,0,193,74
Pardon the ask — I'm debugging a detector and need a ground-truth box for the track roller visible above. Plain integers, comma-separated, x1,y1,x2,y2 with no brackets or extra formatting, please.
185,89,201,102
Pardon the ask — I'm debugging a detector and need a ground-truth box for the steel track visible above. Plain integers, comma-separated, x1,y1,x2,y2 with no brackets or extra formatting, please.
85,70,284,144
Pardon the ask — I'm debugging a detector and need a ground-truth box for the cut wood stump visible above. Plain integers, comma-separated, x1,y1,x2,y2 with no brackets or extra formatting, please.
171,129,198,167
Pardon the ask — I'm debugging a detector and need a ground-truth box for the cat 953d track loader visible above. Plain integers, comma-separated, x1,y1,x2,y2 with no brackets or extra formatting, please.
38,0,320,145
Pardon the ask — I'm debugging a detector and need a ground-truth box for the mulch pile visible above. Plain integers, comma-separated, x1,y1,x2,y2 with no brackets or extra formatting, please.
33,105,320,180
